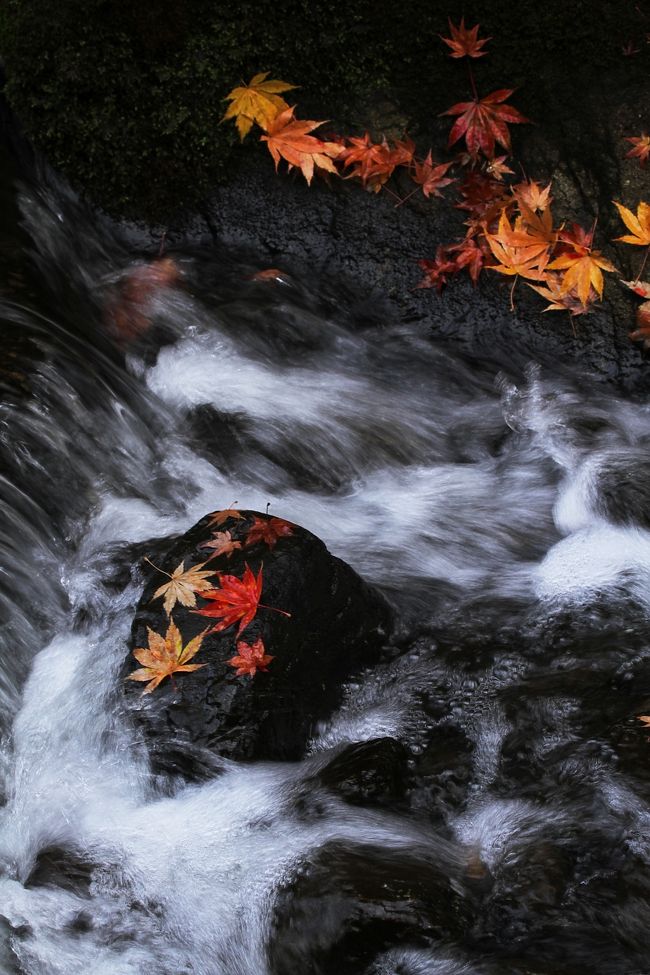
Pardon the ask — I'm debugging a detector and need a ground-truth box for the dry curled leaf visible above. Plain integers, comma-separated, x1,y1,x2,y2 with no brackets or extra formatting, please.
127,618,207,693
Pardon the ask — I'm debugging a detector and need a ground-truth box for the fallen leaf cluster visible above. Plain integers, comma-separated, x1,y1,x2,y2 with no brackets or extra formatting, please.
222,19,650,349
128,509,294,692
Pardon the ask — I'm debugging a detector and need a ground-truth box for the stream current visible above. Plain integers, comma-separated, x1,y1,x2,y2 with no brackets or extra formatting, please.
0,173,650,975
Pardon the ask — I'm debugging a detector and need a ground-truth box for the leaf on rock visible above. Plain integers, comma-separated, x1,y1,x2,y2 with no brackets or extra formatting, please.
260,107,343,185
206,508,244,528
442,89,528,158
613,201,650,246
127,618,207,693
440,18,491,58
411,152,454,198
512,180,553,212
222,72,298,140
150,559,217,616
227,637,274,677
625,135,650,167
416,246,461,292
244,516,294,550
199,530,242,560
548,224,618,305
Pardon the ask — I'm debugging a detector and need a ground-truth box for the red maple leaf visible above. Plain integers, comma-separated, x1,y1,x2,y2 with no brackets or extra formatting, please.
416,246,460,293
442,89,528,158
227,637,274,677
448,237,489,284
244,516,294,550
411,152,454,198
440,17,491,58
625,134,650,167
194,564,290,635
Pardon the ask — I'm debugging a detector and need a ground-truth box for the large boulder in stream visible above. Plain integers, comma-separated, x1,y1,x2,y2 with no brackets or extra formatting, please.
123,509,392,773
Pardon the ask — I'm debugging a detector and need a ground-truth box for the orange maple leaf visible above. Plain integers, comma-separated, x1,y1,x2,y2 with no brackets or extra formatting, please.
193,563,290,636
411,152,454,198
227,637,274,677
260,107,343,185
222,72,297,140
440,18,491,58
485,211,550,280
528,272,595,316
199,530,242,560
442,89,528,158
625,135,650,167
127,618,207,693
206,508,244,528
149,558,217,616
548,224,618,305
613,201,650,246
339,133,399,191
637,715,650,728
244,516,294,550
512,180,553,212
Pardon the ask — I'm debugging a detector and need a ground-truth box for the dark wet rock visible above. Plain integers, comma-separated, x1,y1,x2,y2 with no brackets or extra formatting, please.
594,452,650,530
312,737,408,807
24,846,94,895
268,839,471,975
123,509,392,771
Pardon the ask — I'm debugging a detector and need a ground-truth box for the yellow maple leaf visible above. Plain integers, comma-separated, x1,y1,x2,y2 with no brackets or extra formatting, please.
222,72,298,140
613,200,650,246
148,558,216,616
127,618,207,693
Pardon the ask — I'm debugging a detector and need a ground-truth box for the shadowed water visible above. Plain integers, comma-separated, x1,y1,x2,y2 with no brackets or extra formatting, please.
0,172,649,974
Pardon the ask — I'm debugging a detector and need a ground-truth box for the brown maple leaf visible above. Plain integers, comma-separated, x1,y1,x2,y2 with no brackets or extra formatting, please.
637,715,650,728
127,618,207,693
622,280,650,347
625,135,650,167
528,272,595,316
244,516,294,550
199,530,242,560
512,180,553,212
613,201,650,246
227,637,274,677
442,89,528,158
206,508,244,528
411,152,454,198
148,558,217,616
194,563,290,636
260,107,343,185
485,155,514,181
440,18,491,58
222,72,297,140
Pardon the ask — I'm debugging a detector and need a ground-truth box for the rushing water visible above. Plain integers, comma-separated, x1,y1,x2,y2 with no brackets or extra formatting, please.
1,169,650,975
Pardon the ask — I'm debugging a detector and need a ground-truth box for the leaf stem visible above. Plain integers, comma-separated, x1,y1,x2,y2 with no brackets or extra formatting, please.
144,555,172,578
635,245,650,284
468,63,479,102
259,603,292,619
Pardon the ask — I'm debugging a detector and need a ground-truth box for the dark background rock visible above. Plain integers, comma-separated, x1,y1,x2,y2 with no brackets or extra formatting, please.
122,510,393,772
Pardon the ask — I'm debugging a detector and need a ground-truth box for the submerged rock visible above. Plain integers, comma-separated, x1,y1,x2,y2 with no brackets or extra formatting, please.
122,509,392,772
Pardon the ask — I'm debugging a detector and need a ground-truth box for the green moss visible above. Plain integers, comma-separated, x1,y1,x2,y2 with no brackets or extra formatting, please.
0,0,644,221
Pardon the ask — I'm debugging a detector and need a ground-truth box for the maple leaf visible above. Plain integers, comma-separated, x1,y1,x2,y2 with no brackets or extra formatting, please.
339,133,397,191
260,107,343,185
411,152,454,198
222,72,297,140
528,272,595,315
613,201,650,246
193,563,290,636
149,558,216,616
625,134,650,167
206,508,244,528
485,155,514,181
485,211,550,280
548,224,618,305
442,89,528,158
448,236,488,284
416,247,461,292
199,530,242,560
629,302,650,348
127,618,207,694
227,637,274,677
456,172,512,225
440,18,491,58
244,516,294,550
637,715,650,727
512,180,553,212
